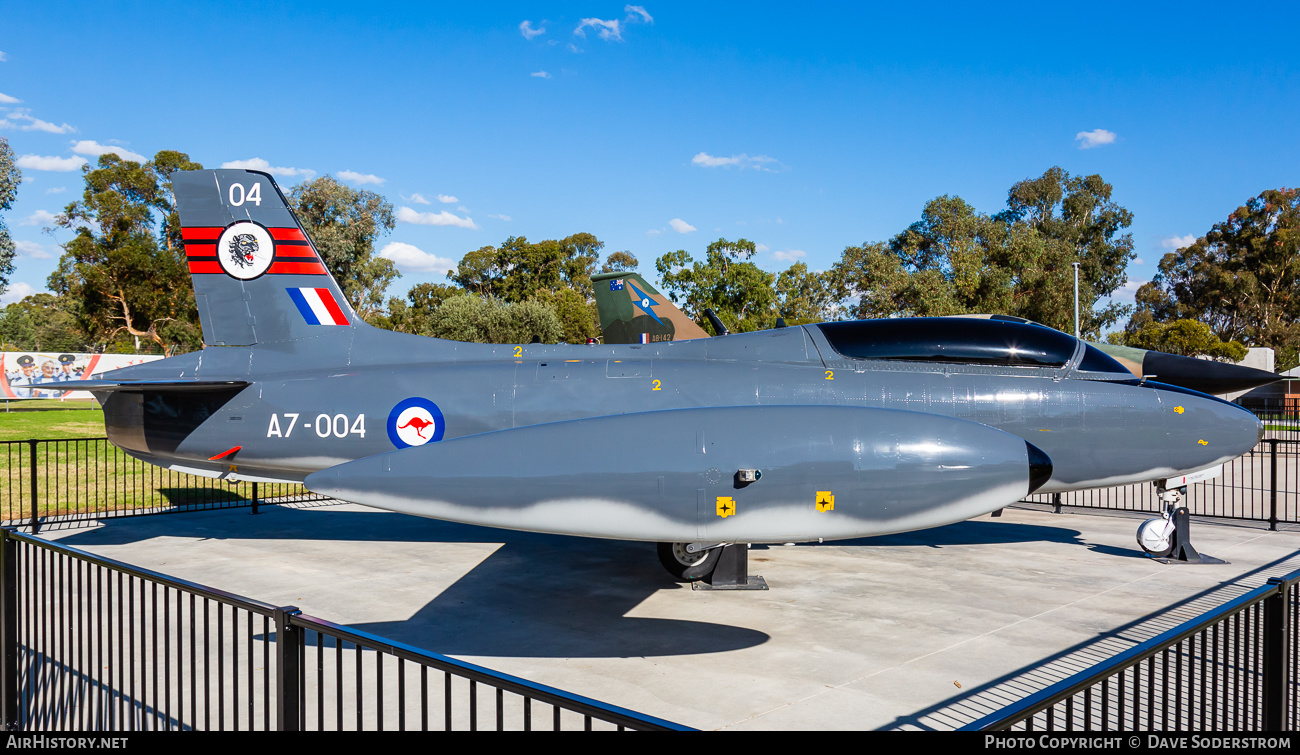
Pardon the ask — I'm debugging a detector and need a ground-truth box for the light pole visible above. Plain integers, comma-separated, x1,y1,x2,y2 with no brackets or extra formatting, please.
1072,262,1081,339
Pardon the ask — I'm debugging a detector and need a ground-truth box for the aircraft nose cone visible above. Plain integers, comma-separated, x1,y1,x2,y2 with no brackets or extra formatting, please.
1155,384,1262,470
1026,441,1053,494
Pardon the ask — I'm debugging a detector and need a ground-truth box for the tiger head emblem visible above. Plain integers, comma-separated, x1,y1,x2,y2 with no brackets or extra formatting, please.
227,234,259,268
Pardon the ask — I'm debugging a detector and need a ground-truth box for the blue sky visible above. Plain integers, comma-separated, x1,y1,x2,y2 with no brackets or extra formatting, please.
3,2,1297,330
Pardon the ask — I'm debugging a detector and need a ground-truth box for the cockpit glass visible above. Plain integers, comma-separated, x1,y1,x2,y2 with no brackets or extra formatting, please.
1076,344,1129,373
817,318,1079,367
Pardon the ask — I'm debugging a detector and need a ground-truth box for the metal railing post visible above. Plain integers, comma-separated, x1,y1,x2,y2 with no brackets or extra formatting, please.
1,528,16,731
274,606,302,731
1263,577,1289,730
251,482,259,516
1270,440,1279,532
26,441,38,535
1053,493,1062,514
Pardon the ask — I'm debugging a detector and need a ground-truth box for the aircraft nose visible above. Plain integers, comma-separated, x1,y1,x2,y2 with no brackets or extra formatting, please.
1155,384,1262,472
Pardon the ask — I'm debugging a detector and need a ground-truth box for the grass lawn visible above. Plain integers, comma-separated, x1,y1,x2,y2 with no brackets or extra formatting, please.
0,402,106,441
1,403,313,524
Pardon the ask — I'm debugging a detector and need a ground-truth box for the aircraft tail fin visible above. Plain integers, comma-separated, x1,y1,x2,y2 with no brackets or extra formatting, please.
590,271,711,344
172,169,357,347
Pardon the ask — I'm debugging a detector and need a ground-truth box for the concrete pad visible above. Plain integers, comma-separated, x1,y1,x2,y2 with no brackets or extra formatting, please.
38,501,1300,730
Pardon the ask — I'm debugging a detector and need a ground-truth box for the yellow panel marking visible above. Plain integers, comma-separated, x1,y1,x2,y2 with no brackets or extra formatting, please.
652,379,661,391
1038,428,1051,432
513,346,522,358
1198,439,1208,445
816,491,835,512
716,496,736,518
1175,406,1185,414
825,370,834,380
565,360,580,362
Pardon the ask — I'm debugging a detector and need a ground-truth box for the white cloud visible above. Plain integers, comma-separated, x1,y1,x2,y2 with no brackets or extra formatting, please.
0,52,7,62
14,240,52,259
1161,234,1197,250
1,282,37,306
520,20,545,39
575,18,622,41
773,249,806,262
691,152,780,171
1134,257,1145,265
18,209,58,226
2,110,75,134
754,243,769,252
379,242,458,275
624,5,653,23
669,218,696,234
530,71,552,79
396,206,478,229
1075,129,1117,149
457,205,469,213
646,228,662,236
0,93,19,104
338,170,385,185
45,186,66,194
70,140,146,162
220,158,316,180
487,214,511,221
15,155,86,172
437,194,458,204
404,193,431,205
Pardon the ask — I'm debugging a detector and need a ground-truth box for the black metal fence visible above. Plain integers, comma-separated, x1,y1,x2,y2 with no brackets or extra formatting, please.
1024,439,1300,529
0,438,326,532
0,528,690,731
962,568,1300,731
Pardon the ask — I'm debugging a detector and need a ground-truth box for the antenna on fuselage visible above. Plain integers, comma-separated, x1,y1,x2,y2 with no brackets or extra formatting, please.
703,309,730,336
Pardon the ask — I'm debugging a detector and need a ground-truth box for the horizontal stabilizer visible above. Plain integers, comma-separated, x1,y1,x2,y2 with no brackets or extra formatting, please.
56,379,250,393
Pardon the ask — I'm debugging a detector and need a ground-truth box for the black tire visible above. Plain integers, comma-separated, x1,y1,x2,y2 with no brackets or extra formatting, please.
657,542,721,582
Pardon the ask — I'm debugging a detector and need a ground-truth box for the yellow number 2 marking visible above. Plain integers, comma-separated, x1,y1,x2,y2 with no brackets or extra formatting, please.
652,379,662,391
513,346,522,358
825,370,834,380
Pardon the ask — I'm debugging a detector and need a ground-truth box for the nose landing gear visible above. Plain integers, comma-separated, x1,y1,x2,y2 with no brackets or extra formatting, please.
1136,483,1225,564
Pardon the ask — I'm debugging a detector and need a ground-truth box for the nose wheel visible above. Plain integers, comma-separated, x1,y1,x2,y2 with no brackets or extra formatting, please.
1136,483,1225,564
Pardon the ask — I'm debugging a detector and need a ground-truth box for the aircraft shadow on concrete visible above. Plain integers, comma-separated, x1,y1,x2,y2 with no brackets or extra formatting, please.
56,506,1140,658
58,506,771,659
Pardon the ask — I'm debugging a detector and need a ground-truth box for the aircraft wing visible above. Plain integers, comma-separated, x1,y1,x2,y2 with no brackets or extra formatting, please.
305,405,1052,543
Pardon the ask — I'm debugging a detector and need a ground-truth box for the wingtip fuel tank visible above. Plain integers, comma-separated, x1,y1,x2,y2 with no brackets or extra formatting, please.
305,406,1051,543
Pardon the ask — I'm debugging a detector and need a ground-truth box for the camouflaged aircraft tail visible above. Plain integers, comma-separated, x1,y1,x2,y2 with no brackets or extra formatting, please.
172,169,358,347
591,271,711,344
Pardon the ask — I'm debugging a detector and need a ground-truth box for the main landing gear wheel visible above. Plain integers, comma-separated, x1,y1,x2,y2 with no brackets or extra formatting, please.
658,542,720,582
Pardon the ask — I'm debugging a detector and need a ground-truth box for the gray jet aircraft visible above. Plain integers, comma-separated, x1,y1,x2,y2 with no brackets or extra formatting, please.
64,169,1263,581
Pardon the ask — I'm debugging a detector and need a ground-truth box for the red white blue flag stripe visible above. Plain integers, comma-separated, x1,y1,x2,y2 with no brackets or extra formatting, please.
287,287,350,326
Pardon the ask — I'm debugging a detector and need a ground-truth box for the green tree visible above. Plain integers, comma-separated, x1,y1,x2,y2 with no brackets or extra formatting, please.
831,167,1134,339
50,152,203,355
425,294,563,344
0,136,19,295
1109,317,1248,361
775,262,838,324
0,293,87,352
601,251,639,274
655,238,779,333
1130,188,1300,369
375,282,463,335
289,176,399,322
451,233,603,301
